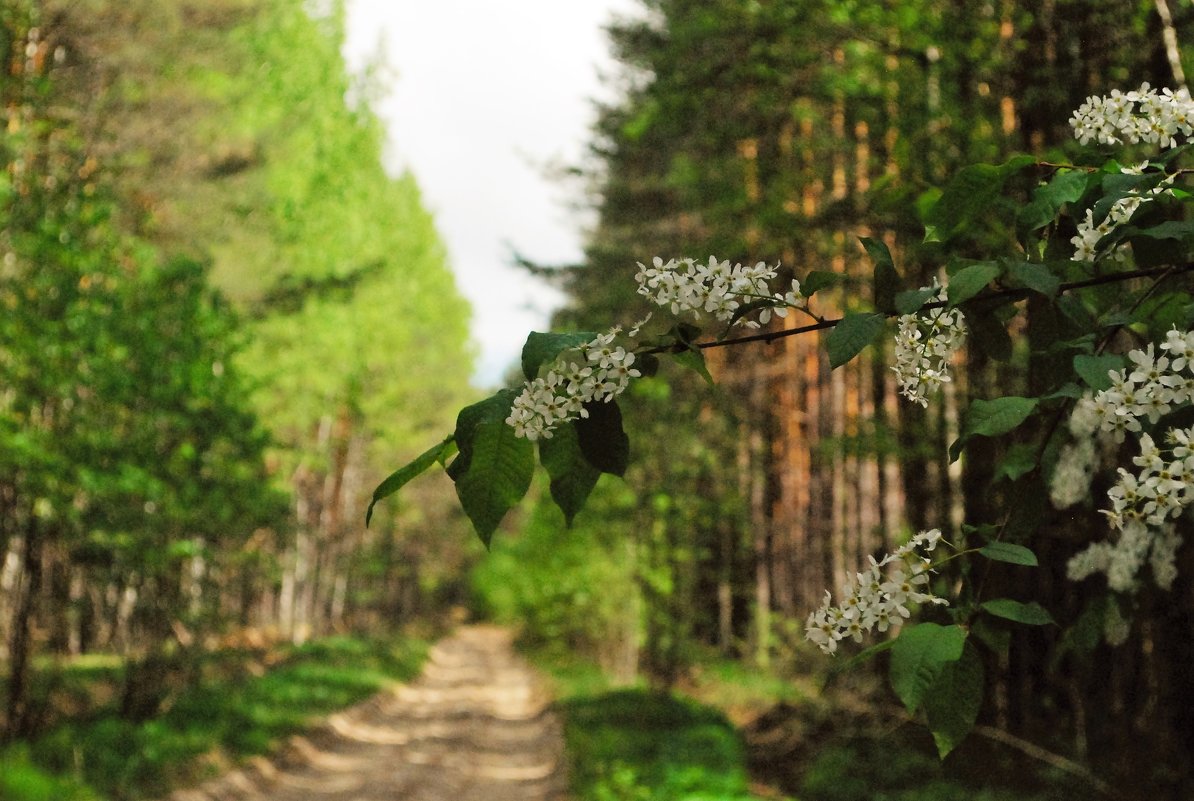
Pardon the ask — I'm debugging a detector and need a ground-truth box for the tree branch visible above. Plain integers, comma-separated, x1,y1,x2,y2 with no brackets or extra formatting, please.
662,261,1194,354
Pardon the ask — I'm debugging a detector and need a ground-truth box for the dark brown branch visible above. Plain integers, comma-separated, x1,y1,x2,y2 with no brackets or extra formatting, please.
654,261,1194,355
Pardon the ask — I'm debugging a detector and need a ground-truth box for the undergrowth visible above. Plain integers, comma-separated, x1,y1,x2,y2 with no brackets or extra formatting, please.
0,634,428,801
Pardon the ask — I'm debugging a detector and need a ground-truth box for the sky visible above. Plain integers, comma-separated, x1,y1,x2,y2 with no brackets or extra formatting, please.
342,1,641,387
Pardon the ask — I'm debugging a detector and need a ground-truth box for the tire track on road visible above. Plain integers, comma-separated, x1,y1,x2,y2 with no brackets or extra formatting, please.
168,626,569,801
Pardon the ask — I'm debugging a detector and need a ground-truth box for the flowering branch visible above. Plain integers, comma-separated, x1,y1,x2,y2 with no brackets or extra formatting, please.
364,81,1194,762
665,261,1194,354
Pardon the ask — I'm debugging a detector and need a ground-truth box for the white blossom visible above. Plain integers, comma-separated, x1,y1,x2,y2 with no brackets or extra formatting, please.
1050,439,1097,509
1069,165,1177,263
1069,83,1194,148
634,255,802,329
506,327,642,441
804,529,948,655
891,283,967,407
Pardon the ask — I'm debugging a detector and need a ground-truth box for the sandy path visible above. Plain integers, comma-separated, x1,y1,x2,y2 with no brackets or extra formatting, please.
169,626,569,801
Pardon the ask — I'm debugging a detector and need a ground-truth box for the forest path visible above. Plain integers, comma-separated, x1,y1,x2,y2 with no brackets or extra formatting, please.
169,626,569,801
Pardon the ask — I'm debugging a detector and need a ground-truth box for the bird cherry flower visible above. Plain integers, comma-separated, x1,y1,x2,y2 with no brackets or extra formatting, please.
804,529,948,655
891,283,967,407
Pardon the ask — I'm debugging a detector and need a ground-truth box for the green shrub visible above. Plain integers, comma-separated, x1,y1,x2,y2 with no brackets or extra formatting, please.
0,746,97,801
561,689,767,801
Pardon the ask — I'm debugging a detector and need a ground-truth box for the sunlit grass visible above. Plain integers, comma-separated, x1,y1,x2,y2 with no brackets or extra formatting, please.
522,646,784,801
1,634,428,801
560,690,780,801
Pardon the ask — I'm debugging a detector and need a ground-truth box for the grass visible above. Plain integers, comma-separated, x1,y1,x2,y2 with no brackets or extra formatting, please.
525,644,1089,801
1,633,429,801
560,689,777,801
526,647,785,801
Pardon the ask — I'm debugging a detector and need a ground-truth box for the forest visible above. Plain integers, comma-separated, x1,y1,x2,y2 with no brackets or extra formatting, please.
3,1,1193,800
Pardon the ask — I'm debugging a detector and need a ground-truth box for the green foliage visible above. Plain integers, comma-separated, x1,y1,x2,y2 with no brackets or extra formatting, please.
522,331,598,380
980,599,1056,626
949,397,1039,461
799,734,1056,801
861,237,900,314
888,623,967,716
923,643,984,758
922,156,1035,244
575,401,632,477
825,313,886,369
561,690,766,801
945,262,1002,307
12,635,427,800
471,477,640,659
0,747,97,801
366,435,457,525
540,424,603,526
1072,353,1125,391
447,391,534,544
977,543,1039,567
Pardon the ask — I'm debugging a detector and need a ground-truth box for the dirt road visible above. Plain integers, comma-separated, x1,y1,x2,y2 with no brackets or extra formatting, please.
169,626,569,801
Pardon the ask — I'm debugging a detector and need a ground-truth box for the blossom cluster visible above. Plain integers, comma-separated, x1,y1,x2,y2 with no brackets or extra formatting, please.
1058,331,1194,594
1070,163,1176,263
1075,330,1194,443
891,284,967,407
1068,428,1188,593
804,529,948,655
1067,517,1182,595
1069,82,1194,148
505,328,642,441
634,255,802,328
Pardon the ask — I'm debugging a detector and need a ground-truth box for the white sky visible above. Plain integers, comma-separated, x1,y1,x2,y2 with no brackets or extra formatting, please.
343,1,640,388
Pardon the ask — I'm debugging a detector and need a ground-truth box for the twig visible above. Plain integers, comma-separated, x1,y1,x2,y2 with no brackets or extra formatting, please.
972,724,1121,799
655,261,1194,354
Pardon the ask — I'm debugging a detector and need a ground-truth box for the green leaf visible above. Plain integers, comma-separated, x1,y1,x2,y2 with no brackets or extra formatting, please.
366,435,456,526
969,617,1011,659
447,390,519,480
949,396,1039,462
1073,353,1124,391
1093,171,1165,223
993,443,1038,483
1128,220,1194,241
924,643,985,758
924,156,1034,243
539,423,601,526
861,237,900,314
671,347,714,386
946,262,1001,307
1042,382,1083,400
637,353,660,378
445,389,535,544
575,399,630,476
453,418,534,547
826,312,885,369
521,331,596,380
1005,261,1061,298
1016,168,1090,236
889,623,967,715
895,286,939,315
979,542,1039,567
981,598,1055,626
1002,478,1048,543
962,305,1012,362
803,270,844,296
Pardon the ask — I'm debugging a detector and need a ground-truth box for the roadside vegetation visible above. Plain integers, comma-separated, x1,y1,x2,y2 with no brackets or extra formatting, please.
0,633,429,801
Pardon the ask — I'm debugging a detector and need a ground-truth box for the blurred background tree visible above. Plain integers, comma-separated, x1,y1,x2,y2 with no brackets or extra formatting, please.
0,0,475,741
